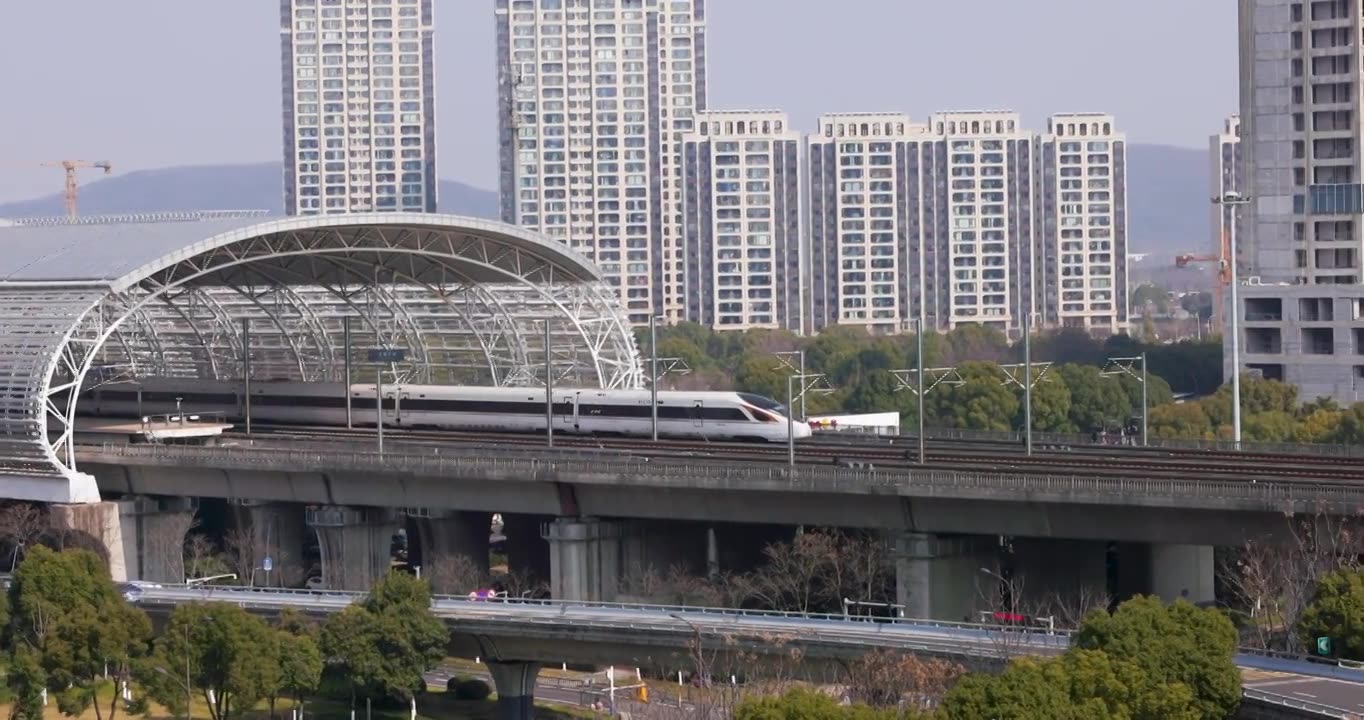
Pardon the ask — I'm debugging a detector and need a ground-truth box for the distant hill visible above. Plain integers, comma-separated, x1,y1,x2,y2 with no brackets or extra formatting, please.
0,145,1208,260
1125,144,1212,261
0,162,499,219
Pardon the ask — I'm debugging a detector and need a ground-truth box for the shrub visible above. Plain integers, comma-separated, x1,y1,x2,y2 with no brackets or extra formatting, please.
452,679,492,701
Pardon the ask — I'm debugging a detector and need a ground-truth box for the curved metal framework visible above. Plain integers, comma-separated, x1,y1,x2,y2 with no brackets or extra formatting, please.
0,214,642,500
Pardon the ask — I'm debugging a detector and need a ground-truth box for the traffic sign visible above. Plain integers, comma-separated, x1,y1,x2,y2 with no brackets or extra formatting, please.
262,556,273,573
1317,636,1332,655
367,348,407,363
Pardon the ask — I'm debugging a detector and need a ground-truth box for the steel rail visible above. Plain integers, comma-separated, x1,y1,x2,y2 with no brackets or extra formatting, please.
222,426,1364,483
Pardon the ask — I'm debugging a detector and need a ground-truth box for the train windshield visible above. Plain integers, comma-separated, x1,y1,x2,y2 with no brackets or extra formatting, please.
737,393,789,417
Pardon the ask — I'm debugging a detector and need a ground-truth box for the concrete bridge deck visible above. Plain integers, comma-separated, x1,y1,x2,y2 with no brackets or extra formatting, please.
79,439,1364,547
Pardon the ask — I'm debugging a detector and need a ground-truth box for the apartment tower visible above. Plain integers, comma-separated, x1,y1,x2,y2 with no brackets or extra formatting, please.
280,0,438,215
495,0,707,325
1238,0,1362,281
1033,112,1128,335
681,110,803,331
808,111,1038,336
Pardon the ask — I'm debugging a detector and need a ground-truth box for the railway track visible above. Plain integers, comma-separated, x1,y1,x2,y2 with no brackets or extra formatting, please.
226,424,1364,484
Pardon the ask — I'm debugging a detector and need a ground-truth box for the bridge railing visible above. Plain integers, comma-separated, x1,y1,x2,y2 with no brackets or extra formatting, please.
85,441,1364,511
1243,688,1362,719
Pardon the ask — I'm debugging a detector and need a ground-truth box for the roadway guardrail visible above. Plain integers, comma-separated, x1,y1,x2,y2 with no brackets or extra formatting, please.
83,441,1364,513
1243,688,1361,719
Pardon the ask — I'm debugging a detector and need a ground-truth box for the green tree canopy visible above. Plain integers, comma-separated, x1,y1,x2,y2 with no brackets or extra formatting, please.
1073,596,1241,720
320,572,448,705
1148,402,1213,440
1058,364,1132,433
939,650,1202,720
7,546,152,720
143,602,276,720
1297,569,1364,661
734,687,910,720
1242,411,1297,443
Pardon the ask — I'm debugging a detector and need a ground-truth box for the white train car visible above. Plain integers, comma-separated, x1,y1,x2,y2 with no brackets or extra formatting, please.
81,379,811,443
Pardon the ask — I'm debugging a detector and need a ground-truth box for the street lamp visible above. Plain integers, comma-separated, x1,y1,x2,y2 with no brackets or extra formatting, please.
1211,191,1252,445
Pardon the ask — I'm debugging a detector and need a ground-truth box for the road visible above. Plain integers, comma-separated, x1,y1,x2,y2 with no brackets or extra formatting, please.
130,585,1364,716
1243,670,1364,715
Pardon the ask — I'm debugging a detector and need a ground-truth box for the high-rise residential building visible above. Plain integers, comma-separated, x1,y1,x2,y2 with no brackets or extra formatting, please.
929,111,1037,335
1033,112,1128,335
808,113,923,333
494,0,707,326
1238,0,1361,282
280,0,438,216
808,111,1040,336
1210,115,1242,265
681,110,803,331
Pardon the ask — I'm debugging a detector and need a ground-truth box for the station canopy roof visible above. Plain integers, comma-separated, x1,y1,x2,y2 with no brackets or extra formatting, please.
0,211,642,502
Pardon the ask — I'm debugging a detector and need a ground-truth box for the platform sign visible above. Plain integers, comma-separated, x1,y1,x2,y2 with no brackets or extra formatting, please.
367,348,407,363
1316,636,1332,656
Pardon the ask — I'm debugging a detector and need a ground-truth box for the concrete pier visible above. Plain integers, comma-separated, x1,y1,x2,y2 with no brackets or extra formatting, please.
894,532,997,621
306,506,398,591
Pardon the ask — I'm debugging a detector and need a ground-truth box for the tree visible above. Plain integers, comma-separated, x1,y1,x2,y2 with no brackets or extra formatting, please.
0,503,47,572
1148,402,1213,440
734,353,789,401
1019,375,1074,432
7,546,153,720
143,602,276,720
735,688,908,720
319,571,448,705
1131,284,1172,316
930,363,1019,432
1072,596,1241,720
843,649,964,710
1243,411,1297,443
1057,364,1131,434
272,629,323,717
424,553,488,595
942,324,1010,365
1297,569,1364,661
1294,408,1344,444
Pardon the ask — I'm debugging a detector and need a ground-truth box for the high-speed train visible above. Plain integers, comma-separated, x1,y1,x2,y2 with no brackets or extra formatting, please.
79,379,813,443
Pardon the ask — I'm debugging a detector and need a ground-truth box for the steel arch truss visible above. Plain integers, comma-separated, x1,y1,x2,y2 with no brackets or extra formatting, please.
1,219,642,499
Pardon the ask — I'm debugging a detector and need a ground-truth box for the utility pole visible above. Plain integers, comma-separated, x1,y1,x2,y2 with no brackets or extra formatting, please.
916,318,926,465
1211,191,1251,447
544,320,553,448
1023,311,1032,456
241,319,252,435
650,314,659,442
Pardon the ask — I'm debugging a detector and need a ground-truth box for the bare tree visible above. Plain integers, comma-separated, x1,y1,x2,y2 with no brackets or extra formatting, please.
224,527,262,586
183,533,233,582
1036,585,1113,631
0,503,48,571
975,567,1042,659
1221,510,1364,653
828,530,895,609
491,566,548,599
425,553,488,595
844,649,965,711
742,531,840,613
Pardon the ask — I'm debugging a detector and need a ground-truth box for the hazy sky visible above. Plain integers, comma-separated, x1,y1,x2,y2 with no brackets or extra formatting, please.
0,0,1236,204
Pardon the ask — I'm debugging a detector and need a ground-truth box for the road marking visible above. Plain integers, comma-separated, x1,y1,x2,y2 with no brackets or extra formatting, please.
1292,692,1317,698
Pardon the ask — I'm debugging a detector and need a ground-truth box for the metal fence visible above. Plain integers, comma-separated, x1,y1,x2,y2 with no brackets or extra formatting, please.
914,426,1364,458
1243,688,1361,719
83,441,1364,512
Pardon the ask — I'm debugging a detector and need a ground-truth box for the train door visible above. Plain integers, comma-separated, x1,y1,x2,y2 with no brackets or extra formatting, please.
382,387,401,426
690,400,704,428
392,389,409,426
564,392,580,431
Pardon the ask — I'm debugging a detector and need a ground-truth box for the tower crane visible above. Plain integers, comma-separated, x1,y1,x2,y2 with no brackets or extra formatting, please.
41,160,112,218
1174,226,1232,334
